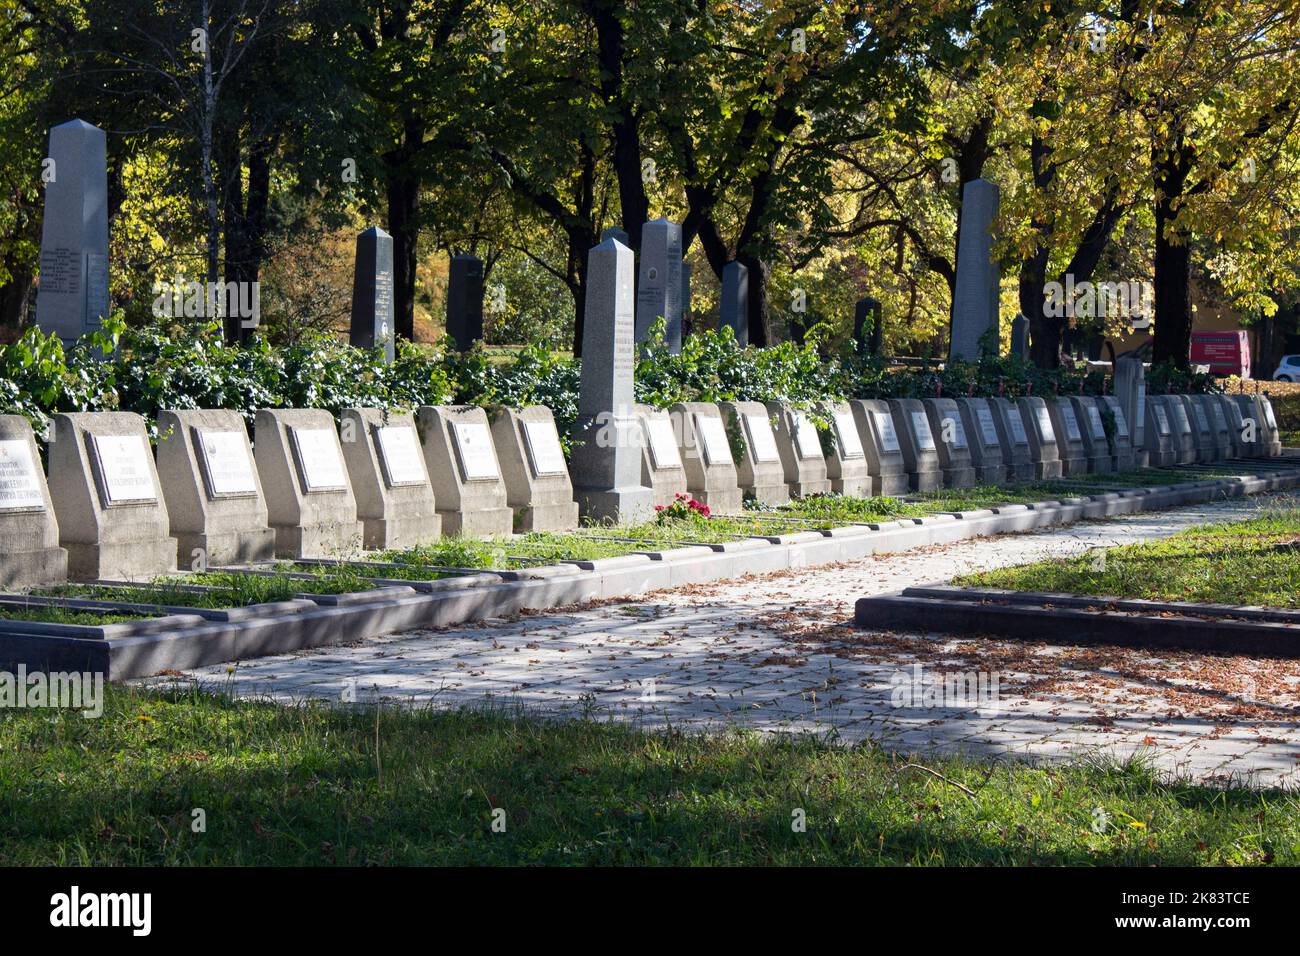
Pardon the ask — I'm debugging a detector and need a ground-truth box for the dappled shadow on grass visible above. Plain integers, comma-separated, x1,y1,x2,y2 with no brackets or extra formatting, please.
0,687,1295,866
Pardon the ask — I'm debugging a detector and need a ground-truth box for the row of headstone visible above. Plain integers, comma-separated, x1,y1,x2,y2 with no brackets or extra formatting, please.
0,400,584,587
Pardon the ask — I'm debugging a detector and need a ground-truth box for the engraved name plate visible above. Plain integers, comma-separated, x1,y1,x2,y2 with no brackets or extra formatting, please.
792,412,823,461
195,428,257,498
1059,405,1082,442
522,419,567,478
0,440,45,511
976,407,1000,447
644,416,683,471
375,425,427,487
833,411,864,459
290,426,348,492
911,411,936,451
695,414,732,467
743,412,780,463
874,412,901,453
1086,405,1106,440
451,421,500,481
91,433,157,504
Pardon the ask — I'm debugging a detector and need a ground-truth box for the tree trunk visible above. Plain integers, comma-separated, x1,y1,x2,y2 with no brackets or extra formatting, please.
1152,138,1193,368
384,117,425,343
588,0,647,250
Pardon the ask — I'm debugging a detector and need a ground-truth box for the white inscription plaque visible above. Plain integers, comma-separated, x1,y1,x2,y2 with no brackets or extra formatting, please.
743,412,780,463
0,440,45,511
290,427,348,492
376,425,427,487
195,429,257,498
522,419,567,478
91,433,157,504
451,421,500,481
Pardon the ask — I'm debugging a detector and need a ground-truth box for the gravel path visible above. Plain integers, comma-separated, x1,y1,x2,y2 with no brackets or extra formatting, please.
144,492,1300,787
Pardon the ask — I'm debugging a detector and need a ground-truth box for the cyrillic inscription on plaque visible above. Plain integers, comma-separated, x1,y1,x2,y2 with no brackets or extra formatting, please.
0,440,45,511
833,411,864,459
92,433,157,504
451,421,500,481
522,419,567,477
375,425,427,487
290,427,348,492
195,429,257,498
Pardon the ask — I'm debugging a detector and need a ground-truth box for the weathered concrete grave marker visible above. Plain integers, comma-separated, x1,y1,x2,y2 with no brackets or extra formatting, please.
721,401,789,504
825,401,869,496
671,402,742,513
48,412,176,580
490,405,580,531
887,399,943,491
767,403,831,497
446,254,485,352
1114,356,1148,468
924,398,977,488
156,409,275,567
1046,399,1088,475
989,398,1033,482
636,404,689,508
949,178,1000,362
418,405,514,537
255,409,363,558
0,415,68,588
35,120,110,344
848,400,909,496
569,238,654,524
1016,397,1062,479
340,408,440,550
956,398,1006,485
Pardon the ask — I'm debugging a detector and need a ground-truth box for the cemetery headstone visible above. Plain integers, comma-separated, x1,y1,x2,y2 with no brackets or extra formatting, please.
1182,395,1220,462
635,404,689,508
1161,395,1197,464
601,226,629,245
1066,396,1112,474
848,400,910,496
766,402,831,497
853,298,882,355
720,261,749,346
348,227,396,363
48,411,176,580
417,404,514,537
1010,314,1030,359
887,399,944,491
156,409,275,568
1114,356,1148,468
35,120,110,343
0,415,68,588
923,398,977,488
720,401,789,504
1016,397,1063,479
1045,398,1088,475
1101,396,1138,471
1218,396,1250,458
681,262,692,328
1143,397,1177,467
669,402,743,513
955,397,1006,485
490,405,580,531
824,400,870,496
339,408,440,549
446,254,485,351
569,238,654,523
1201,395,1233,460
988,397,1034,482
255,409,363,558
635,217,683,353
1256,395,1283,456
949,178,1000,361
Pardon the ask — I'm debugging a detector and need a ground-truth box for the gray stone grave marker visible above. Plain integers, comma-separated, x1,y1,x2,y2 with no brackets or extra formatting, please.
720,261,749,346
0,415,68,588
670,402,743,513
1046,398,1088,475
48,412,176,580
635,218,683,353
988,398,1034,482
924,398,977,488
766,403,831,497
156,409,276,567
848,399,909,496
447,254,485,352
1114,356,1148,468
340,408,441,550
490,405,580,531
887,399,943,491
635,404,689,508
949,178,1000,361
955,398,1006,485
569,238,654,523
721,401,789,504
1016,397,1063,479
825,401,870,496
348,227,396,363
418,405,514,537
35,120,110,343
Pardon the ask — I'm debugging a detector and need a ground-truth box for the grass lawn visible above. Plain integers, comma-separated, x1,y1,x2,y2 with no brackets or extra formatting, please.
0,685,1296,865
955,506,1300,608
0,605,152,626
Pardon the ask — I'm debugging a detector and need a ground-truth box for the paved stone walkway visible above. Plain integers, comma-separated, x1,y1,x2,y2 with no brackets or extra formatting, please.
145,493,1300,787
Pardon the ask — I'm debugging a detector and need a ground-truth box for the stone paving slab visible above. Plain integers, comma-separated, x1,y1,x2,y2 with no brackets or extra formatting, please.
141,492,1300,787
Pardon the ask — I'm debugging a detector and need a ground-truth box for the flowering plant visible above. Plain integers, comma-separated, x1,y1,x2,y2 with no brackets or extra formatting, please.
654,493,711,524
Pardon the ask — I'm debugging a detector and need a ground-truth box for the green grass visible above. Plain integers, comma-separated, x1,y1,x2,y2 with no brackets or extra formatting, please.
1,684,1295,865
0,604,151,626
955,506,1300,607
769,493,926,523
43,568,375,608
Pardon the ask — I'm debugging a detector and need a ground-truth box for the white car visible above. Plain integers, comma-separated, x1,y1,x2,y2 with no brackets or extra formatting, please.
1273,355,1300,381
